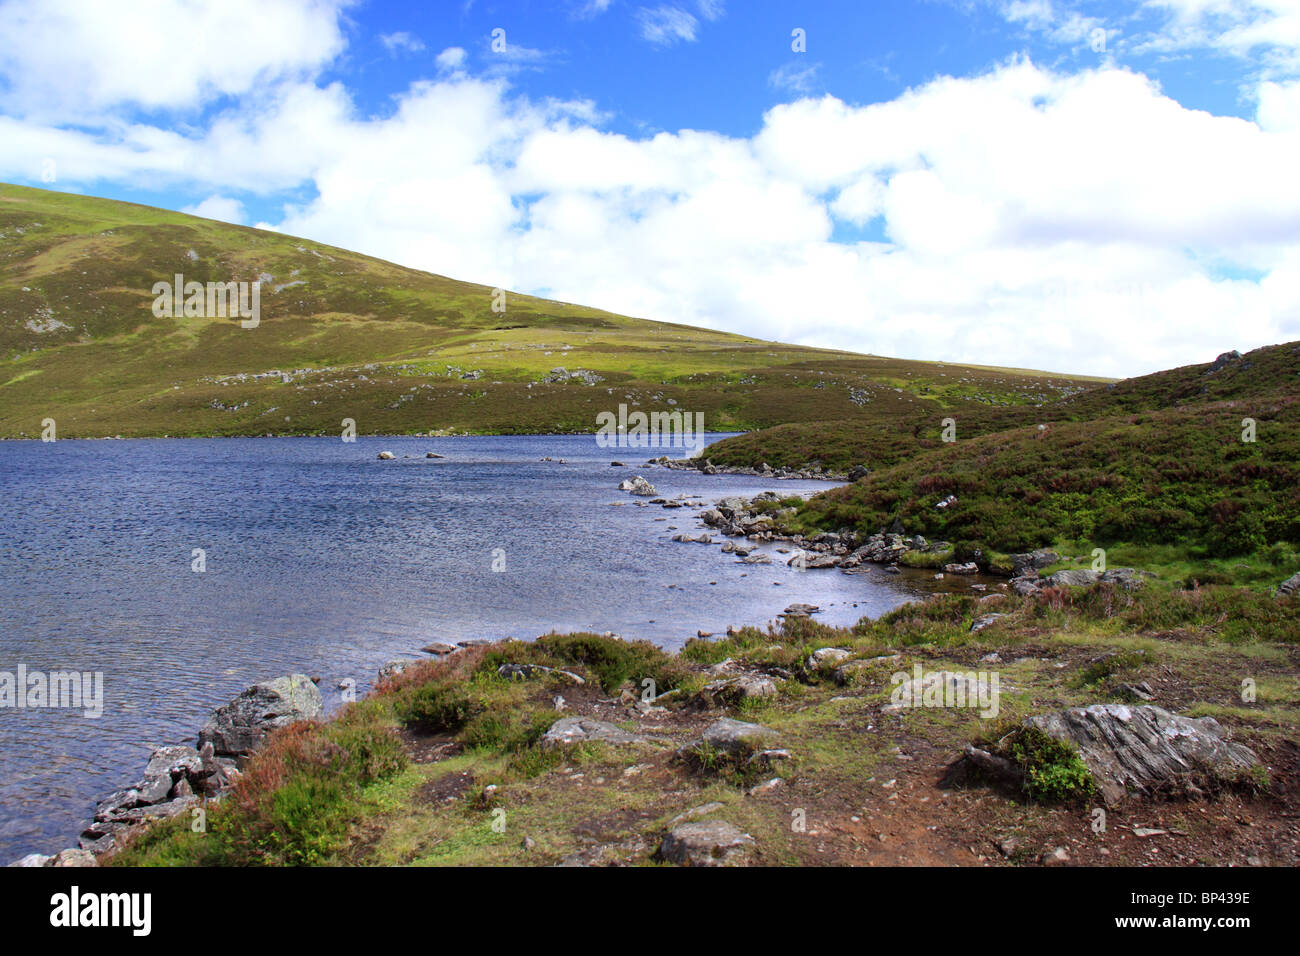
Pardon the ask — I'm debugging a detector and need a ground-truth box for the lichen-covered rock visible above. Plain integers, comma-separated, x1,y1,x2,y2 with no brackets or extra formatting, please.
197,674,323,758
1025,704,1261,806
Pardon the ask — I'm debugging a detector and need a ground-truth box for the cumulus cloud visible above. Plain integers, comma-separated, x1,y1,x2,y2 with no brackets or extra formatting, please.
181,195,247,224
0,0,351,119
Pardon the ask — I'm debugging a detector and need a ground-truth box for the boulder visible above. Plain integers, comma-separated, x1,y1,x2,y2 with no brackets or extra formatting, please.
1276,571,1300,598
698,676,777,707
1025,704,1262,806
1010,549,1059,574
943,562,979,575
698,718,779,756
661,821,754,867
9,853,53,867
377,450,395,460
540,717,657,749
782,603,820,616
197,674,324,758
806,647,850,669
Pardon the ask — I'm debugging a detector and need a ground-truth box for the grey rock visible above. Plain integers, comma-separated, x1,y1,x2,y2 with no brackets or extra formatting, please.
1276,571,1300,598
9,853,53,867
1047,568,1099,587
377,659,417,682
50,848,97,867
806,647,851,668
1025,704,1261,806
661,821,754,866
698,675,776,707
540,717,657,749
197,674,324,758
970,613,1005,633
618,475,658,496
699,717,779,756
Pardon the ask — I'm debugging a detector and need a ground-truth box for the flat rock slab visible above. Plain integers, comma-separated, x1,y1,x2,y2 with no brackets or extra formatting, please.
1026,704,1261,806
540,717,658,749
661,821,754,866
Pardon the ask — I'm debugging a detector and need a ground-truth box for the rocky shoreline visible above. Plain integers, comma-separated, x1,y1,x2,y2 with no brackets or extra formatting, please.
10,674,325,867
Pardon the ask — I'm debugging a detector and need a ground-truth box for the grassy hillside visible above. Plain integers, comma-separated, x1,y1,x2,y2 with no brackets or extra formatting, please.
0,183,1104,438
708,341,1300,576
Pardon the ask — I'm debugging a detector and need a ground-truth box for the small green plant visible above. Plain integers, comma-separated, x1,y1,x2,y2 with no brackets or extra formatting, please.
999,726,1095,802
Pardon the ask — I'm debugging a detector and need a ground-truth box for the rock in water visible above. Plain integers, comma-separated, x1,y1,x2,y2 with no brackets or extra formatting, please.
617,475,658,496
1025,704,1261,806
660,821,754,866
197,674,324,758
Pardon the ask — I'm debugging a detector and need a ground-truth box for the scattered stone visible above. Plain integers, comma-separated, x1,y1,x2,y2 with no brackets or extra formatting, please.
943,562,979,575
969,613,1005,633
377,450,395,460
422,642,458,656
1040,846,1070,866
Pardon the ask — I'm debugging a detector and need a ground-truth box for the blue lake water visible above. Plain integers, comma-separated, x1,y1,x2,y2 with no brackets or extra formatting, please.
0,434,932,858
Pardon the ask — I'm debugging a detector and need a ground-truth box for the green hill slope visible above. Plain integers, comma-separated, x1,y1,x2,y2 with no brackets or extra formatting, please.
0,183,1104,438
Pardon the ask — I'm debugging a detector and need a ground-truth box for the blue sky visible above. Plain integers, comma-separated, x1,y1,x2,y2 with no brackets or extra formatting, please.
0,0,1297,377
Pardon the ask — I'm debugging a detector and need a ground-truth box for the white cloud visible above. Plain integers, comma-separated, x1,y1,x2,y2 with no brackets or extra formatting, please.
0,0,351,118
769,61,821,95
181,195,247,224
436,46,468,71
380,31,425,55
636,6,699,45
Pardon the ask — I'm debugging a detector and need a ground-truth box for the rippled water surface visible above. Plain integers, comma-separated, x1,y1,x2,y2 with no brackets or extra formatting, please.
0,435,933,858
